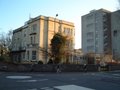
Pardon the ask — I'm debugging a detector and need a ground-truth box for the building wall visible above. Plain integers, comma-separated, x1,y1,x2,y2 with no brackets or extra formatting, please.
111,10,120,61
12,27,23,62
82,9,111,55
11,15,75,64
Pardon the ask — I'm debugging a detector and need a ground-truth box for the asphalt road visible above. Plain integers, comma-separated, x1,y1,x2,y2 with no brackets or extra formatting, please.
0,71,120,90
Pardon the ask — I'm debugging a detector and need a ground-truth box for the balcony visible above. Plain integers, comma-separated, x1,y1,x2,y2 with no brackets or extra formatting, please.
27,43,38,48
11,46,26,53
103,18,107,22
104,43,108,47
103,28,107,31
18,46,26,52
104,35,108,40
29,32,37,35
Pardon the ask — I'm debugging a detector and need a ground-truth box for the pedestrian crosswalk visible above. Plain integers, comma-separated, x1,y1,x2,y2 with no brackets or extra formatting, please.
41,85,94,90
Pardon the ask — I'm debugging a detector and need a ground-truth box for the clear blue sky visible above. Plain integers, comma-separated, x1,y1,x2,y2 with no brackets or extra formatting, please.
0,0,118,48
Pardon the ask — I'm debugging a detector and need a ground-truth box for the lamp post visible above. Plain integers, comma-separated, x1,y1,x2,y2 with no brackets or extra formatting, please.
53,14,58,62
54,14,58,34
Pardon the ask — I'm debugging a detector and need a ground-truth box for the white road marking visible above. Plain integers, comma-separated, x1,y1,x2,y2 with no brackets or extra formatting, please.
41,87,53,90
27,88,38,90
6,76,32,79
29,74,45,76
17,80,37,82
112,74,120,76
54,85,95,90
17,79,48,82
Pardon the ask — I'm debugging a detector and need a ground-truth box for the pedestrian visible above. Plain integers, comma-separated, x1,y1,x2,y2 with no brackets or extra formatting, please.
83,64,87,72
56,64,61,73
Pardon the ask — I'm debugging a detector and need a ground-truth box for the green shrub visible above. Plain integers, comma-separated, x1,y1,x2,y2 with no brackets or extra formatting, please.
47,59,53,64
0,56,5,61
38,60,43,64
0,55,12,63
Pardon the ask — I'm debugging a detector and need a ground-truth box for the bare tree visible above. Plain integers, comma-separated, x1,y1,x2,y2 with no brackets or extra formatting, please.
0,33,6,56
5,30,13,51
0,30,13,62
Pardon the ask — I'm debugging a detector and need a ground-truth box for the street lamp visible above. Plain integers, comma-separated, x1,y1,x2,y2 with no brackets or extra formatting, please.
54,14,58,33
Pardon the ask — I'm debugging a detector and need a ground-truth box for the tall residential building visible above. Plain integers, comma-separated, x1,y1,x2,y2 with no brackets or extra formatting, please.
111,10,120,61
11,15,75,63
82,9,112,55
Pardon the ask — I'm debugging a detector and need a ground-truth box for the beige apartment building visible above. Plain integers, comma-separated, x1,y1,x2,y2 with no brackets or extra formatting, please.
11,15,75,64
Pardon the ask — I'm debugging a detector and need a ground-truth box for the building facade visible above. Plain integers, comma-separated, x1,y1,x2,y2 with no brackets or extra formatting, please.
82,9,112,55
73,49,86,64
11,15,75,63
111,10,120,62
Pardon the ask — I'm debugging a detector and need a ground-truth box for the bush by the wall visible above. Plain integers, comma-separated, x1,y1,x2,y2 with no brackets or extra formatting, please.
0,56,4,61
47,59,53,64
38,61,43,64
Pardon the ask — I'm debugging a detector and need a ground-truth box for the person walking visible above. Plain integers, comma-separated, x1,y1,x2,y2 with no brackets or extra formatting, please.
56,64,61,73
83,64,87,72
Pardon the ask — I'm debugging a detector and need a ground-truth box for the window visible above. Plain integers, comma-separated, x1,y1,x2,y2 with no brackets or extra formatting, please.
32,51,36,60
22,52,25,59
95,33,99,38
31,37,33,44
34,36,36,44
86,14,93,20
86,23,94,28
30,36,36,44
64,28,71,36
95,40,98,45
87,32,94,37
87,39,93,43
87,46,94,52
58,26,61,32
32,24,37,31
113,30,117,37
27,51,29,60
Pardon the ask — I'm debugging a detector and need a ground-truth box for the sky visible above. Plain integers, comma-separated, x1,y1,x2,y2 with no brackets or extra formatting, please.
0,0,118,49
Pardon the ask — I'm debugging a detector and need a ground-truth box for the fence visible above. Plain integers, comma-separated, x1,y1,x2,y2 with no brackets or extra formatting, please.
0,62,120,72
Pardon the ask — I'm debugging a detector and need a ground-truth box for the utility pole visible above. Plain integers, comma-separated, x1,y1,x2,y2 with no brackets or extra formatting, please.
54,14,58,33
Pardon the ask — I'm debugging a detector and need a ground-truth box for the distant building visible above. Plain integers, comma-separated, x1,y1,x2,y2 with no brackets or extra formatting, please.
73,49,86,64
111,10,120,62
82,9,112,55
11,15,75,63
